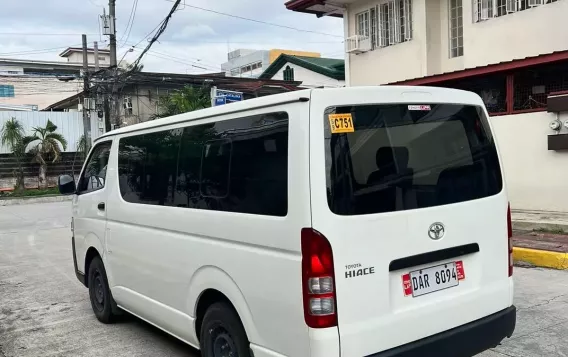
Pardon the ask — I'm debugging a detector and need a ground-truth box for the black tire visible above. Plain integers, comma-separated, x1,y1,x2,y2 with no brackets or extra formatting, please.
88,256,120,323
200,302,251,357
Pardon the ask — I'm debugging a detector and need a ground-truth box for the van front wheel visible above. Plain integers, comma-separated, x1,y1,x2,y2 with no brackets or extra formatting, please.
88,256,119,323
200,302,251,357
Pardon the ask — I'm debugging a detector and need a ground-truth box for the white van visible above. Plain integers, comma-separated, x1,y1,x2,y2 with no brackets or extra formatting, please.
59,86,516,357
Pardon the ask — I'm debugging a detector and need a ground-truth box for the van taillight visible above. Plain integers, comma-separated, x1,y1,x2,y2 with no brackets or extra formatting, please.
301,228,337,328
507,204,513,277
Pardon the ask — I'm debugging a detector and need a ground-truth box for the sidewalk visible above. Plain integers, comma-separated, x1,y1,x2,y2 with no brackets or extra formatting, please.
512,210,568,270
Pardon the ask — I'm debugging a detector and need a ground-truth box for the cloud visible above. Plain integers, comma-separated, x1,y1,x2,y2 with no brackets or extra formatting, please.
0,0,344,73
172,24,216,40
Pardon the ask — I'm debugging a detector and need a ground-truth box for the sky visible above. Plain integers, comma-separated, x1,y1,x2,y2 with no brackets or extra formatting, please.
0,0,344,74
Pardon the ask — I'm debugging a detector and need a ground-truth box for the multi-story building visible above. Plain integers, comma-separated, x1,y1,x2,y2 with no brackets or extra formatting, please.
0,46,110,110
287,0,568,213
221,48,321,78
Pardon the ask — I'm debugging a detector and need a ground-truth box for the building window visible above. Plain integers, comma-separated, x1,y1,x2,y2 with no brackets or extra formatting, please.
0,85,15,97
283,66,294,81
123,96,133,116
473,0,559,22
377,0,413,48
449,0,464,58
356,11,370,37
98,56,106,61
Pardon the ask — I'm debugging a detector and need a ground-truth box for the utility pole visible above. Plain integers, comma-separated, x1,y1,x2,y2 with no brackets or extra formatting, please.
94,41,100,71
81,34,92,152
109,0,117,67
101,0,117,132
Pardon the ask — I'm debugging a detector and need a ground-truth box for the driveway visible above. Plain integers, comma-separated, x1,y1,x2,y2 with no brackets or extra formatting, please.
1,201,568,357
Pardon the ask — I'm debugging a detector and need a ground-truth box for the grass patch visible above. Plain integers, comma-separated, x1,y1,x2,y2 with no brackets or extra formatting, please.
0,187,60,198
533,226,566,235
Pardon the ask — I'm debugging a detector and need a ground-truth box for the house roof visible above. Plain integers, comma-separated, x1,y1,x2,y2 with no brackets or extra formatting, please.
259,54,345,80
285,0,344,18
43,72,304,111
389,50,568,85
59,47,111,57
0,57,104,70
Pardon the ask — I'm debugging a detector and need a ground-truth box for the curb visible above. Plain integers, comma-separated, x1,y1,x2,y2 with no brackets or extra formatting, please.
512,220,568,233
513,247,568,270
0,195,72,206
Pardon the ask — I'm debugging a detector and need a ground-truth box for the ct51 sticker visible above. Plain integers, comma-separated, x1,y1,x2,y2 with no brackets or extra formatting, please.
328,113,354,134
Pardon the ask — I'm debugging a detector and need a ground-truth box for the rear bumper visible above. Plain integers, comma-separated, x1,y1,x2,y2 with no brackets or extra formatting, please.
366,305,516,357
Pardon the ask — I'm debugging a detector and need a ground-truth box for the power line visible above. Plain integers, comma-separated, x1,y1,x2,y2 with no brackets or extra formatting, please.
119,0,139,47
165,0,343,38
86,0,103,8
0,44,83,57
129,0,182,70
0,41,108,57
0,33,99,36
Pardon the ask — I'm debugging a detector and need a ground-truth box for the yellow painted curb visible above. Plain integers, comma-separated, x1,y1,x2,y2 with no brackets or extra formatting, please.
513,247,568,270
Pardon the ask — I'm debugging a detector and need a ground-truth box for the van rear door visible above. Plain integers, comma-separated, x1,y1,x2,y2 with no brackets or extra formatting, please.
308,87,512,357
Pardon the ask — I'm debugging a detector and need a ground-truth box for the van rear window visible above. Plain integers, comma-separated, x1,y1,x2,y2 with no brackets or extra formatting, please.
324,104,503,215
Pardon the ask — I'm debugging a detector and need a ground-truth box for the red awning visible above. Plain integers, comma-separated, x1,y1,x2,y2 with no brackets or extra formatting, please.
389,50,568,86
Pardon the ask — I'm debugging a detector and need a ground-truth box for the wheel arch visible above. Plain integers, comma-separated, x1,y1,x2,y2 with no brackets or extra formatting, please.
188,266,260,344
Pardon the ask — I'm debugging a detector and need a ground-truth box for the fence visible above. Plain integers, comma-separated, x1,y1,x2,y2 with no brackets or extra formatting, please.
0,111,102,154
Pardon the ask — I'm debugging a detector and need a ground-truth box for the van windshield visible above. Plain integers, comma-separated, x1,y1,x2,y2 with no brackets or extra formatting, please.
324,103,503,215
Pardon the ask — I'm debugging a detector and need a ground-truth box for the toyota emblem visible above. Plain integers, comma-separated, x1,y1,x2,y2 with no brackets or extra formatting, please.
428,222,445,240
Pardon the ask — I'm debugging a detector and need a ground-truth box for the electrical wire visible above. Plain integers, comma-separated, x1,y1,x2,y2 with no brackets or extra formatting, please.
0,33,99,36
129,0,182,70
0,44,83,57
119,0,139,47
164,0,343,38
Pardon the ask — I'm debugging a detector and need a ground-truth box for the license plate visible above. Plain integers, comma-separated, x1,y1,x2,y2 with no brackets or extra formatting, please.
402,261,465,297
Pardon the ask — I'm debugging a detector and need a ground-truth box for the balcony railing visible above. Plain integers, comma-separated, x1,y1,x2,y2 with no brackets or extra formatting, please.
346,35,372,54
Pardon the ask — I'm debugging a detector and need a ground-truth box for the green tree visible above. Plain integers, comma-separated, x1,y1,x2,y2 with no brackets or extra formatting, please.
152,85,210,119
0,118,26,192
24,120,68,189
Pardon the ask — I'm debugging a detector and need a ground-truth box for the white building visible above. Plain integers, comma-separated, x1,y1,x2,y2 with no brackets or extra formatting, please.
0,46,110,110
221,48,322,78
287,0,568,213
259,53,345,88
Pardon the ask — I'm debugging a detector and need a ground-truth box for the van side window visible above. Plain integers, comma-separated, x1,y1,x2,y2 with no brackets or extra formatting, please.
118,112,289,216
118,129,181,205
77,141,112,194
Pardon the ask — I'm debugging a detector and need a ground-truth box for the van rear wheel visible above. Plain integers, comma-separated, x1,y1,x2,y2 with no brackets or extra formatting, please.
88,256,119,323
200,302,250,357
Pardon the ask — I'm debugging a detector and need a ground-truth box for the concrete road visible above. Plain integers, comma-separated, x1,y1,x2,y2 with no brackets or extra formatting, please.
1,202,568,357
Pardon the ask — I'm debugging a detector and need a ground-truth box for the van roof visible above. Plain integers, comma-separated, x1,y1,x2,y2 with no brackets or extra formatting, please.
95,86,482,142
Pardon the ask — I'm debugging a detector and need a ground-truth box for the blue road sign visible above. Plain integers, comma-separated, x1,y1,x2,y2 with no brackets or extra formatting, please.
216,89,243,102
214,96,227,106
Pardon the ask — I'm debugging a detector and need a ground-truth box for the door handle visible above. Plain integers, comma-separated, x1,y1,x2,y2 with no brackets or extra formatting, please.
98,202,105,211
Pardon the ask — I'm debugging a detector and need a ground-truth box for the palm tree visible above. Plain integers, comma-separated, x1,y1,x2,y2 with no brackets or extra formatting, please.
152,85,210,119
0,118,26,192
24,120,68,189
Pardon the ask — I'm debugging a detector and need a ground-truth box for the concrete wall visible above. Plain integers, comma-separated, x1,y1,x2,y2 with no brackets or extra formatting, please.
0,75,82,110
65,52,111,66
462,1,568,70
270,62,345,88
0,111,103,153
491,111,568,212
346,0,568,84
221,50,269,77
267,49,321,63
347,0,428,85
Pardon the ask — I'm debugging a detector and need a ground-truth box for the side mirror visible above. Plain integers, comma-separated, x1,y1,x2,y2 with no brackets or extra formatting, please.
58,174,76,195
